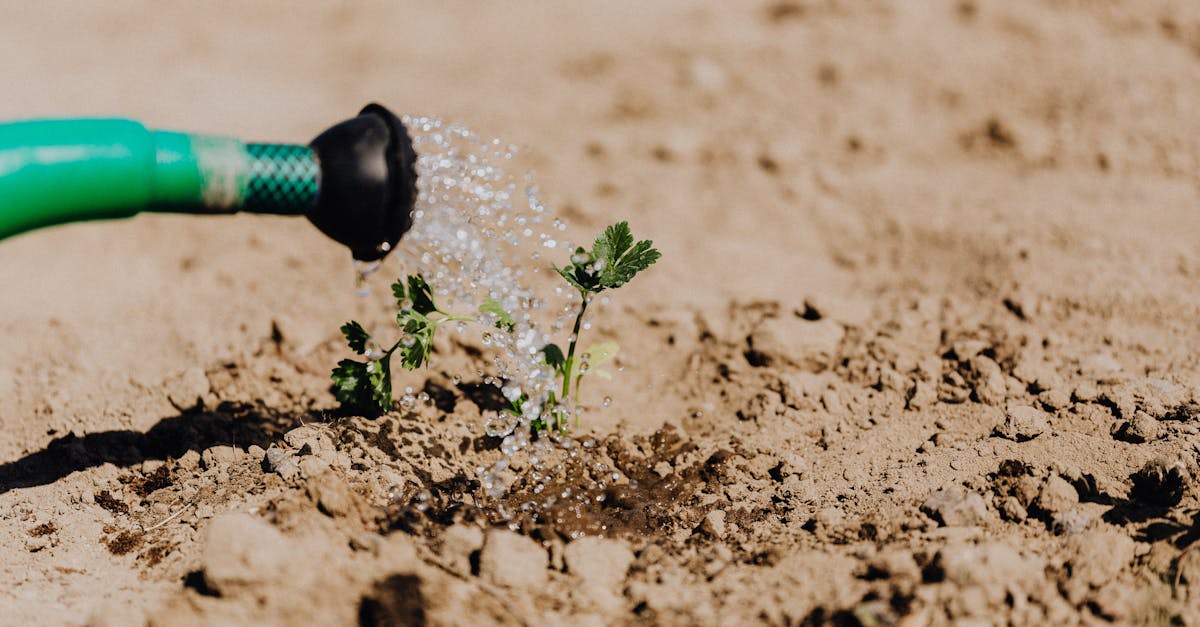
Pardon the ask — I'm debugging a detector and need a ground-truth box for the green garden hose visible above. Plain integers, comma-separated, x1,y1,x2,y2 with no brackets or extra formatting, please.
0,103,416,261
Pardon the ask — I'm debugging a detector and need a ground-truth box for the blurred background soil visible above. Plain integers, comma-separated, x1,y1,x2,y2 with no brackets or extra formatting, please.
1,1,1199,624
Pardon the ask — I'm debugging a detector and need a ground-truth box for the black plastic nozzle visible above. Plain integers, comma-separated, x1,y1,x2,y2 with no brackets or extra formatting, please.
307,103,418,261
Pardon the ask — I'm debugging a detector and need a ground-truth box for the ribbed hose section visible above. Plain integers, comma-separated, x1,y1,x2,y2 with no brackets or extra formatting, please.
242,143,320,215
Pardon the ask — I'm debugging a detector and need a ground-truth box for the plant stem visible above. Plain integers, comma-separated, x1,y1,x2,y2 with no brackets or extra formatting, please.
561,294,589,400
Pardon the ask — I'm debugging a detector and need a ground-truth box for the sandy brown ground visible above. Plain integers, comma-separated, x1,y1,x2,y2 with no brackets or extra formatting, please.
2,1,1200,624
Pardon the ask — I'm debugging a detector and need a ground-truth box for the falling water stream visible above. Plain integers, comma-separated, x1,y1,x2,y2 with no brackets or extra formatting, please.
354,116,621,505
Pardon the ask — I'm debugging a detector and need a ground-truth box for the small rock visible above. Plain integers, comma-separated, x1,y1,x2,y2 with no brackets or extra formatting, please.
1073,382,1100,403
936,541,1037,590
263,446,299,480
441,524,484,576
906,379,938,410
1038,388,1071,411
994,405,1049,442
1088,582,1137,621
297,456,331,478
200,445,239,470
921,486,988,527
998,496,1026,522
24,534,50,552
1012,359,1062,393
812,506,845,534
479,529,547,588
202,513,290,594
1033,475,1079,517
349,532,384,555
176,449,201,472
1081,353,1123,379
284,425,336,456
1050,508,1095,535
1066,527,1134,590
700,510,727,539
165,367,211,411
306,472,362,520
564,537,635,590
748,317,845,371
867,549,921,587
968,356,1007,406
952,340,989,360
1112,410,1161,443
1130,458,1189,506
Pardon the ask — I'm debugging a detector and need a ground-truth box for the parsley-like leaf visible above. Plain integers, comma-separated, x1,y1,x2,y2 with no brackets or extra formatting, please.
397,309,436,370
593,222,634,271
542,343,565,373
597,222,660,289
479,298,515,332
406,275,437,315
340,321,372,355
331,358,391,413
391,279,407,307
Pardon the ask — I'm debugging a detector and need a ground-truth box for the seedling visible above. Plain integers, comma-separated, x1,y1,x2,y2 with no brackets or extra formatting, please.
331,221,660,431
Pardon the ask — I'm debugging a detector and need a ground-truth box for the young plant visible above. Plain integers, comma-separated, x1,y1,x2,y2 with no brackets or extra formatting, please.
331,221,660,429
331,274,486,412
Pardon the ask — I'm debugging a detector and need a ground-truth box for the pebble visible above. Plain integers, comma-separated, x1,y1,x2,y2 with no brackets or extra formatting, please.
564,537,634,589
700,509,727,539
1081,353,1123,379
201,445,239,470
998,496,1026,522
284,425,337,455
1050,508,1095,535
1073,382,1100,403
1112,411,1161,443
263,446,300,480
748,317,845,371
936,541,1037,591
994,405,1049,442
176,449,201,472
441,524,485,576
1038,388,1070,411
921,486,988,527
1129,458,1188,506
1063,527,1134,599
1033,475,1079,517
164,367,210,411
479,529,547,588
201,513,290,594
306,472,360,520
968,356,1007,406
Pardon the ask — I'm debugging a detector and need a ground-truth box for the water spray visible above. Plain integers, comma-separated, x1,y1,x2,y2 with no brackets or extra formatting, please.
0,103,417,261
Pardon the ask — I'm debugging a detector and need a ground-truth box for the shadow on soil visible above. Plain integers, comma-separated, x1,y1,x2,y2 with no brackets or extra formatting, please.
0,401,315,494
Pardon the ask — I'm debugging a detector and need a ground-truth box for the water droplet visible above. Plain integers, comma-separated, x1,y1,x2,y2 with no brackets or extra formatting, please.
484,412,518,438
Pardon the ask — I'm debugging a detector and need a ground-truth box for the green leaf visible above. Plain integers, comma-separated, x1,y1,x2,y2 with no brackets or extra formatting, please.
340,321,372,355
331,357,392,412
398,336,430,370
479,298,515,332
396,309,436,370
581,341,619,379
542,343,565,373
599,236,660,289
391,279,407,307
593,221,634,270
406,274,437,315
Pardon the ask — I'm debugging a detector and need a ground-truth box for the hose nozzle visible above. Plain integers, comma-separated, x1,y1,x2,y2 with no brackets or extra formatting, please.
306,103,418,261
